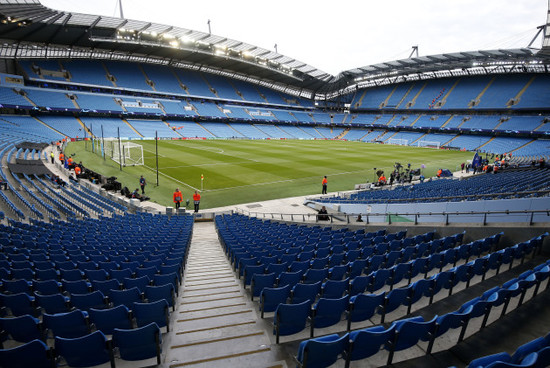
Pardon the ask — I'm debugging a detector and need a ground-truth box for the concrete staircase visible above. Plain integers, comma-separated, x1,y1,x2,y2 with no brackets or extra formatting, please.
165,222,287,368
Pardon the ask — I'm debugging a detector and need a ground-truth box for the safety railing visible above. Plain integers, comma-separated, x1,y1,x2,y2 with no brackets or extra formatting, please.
234,208,550,226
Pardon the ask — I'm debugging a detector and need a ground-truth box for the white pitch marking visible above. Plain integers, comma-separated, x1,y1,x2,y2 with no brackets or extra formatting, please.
160,161,261,170
202,168,370,193
142,147,166,158
142,164,199,191
164,140,260,162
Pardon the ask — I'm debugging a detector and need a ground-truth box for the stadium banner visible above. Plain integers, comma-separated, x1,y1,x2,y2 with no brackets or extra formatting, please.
472,152,482,168
0,73,24,86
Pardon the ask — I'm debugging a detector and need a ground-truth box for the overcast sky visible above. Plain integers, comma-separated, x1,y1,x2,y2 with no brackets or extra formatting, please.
41,0,547,76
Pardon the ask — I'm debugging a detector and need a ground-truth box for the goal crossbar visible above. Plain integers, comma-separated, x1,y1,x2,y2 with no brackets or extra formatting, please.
417,140,441,149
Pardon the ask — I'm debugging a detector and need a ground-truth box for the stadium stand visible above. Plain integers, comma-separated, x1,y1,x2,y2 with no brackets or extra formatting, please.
229,123,269,139
0,2,548,367
322,167,550,205
126,119,181,138
103,61,153,92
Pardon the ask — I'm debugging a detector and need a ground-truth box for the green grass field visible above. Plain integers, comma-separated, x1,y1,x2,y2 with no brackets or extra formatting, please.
64,139,473,209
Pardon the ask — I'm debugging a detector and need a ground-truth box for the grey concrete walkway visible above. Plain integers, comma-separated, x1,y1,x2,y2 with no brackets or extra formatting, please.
164,222,288,368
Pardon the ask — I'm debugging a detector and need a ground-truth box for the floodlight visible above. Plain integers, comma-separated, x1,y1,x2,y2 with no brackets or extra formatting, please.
195,41,211,49
163,33,176,39
180,36,194,43
242,51,254,58
169,40,179,47
150,31,157,37
227,48,240,56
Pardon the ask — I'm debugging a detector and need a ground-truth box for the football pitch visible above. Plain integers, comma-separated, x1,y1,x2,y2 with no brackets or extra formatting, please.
65,139,474,209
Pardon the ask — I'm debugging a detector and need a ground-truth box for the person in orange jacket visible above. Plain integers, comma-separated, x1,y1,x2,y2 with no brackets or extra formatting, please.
193,191,201,213
173,188,183,209
59,152,65,163
321,176,328,194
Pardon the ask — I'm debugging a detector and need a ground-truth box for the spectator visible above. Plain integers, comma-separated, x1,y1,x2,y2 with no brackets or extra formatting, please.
0,178,7,190
461,162,465,172
54,176,66,187
356,214,363,222
317,206,329,221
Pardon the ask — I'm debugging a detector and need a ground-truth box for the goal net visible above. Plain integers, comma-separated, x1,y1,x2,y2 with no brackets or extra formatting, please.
417,140,441,149
104,139,144,166
387,138,409,146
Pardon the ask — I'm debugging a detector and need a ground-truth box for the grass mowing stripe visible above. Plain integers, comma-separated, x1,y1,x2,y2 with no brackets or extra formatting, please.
66,139,473,209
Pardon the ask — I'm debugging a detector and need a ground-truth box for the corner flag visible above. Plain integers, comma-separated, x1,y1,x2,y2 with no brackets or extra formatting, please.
201,174,204,181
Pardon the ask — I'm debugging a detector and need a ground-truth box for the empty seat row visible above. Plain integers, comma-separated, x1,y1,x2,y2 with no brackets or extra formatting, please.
260,237,547,339
0,322,162,368
0,280,176,317
294,260,550,367
248,232,509,301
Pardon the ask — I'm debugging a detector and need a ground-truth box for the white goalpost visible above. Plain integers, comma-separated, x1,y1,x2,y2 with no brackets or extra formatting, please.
417,140,441,149
387,138,409,146
104,139,144,166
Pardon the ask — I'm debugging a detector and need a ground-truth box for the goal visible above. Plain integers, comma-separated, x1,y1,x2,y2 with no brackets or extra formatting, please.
417,140,441,149
104,139,144,166
387,138,409,146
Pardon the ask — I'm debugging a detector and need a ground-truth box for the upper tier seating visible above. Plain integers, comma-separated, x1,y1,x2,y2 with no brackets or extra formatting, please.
16,60,305,107
0,87,33,107
352,74,549,111
104,61,153,92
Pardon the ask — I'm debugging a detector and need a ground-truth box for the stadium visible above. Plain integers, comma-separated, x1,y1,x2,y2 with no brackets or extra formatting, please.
0,0,549,367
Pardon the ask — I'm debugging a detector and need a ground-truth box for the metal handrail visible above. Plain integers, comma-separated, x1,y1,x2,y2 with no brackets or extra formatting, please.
313,189,550,204
234,208,550,226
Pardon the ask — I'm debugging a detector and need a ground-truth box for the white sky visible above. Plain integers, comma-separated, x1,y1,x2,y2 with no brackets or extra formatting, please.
41,0,547,76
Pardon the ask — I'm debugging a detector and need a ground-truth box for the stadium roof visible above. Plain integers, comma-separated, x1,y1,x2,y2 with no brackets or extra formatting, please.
319,48,550,99
0,0,334,97
0,0,549,101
